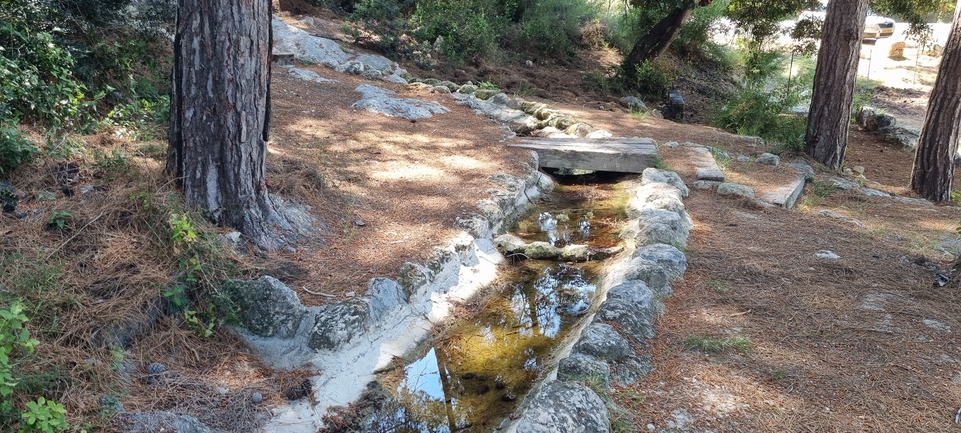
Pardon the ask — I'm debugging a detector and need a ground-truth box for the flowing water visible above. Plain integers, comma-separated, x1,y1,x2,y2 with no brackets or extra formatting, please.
334,175,629,432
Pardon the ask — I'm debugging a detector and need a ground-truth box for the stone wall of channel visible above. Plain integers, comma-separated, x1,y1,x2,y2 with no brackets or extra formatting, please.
224,152,552,433
502,168,691,433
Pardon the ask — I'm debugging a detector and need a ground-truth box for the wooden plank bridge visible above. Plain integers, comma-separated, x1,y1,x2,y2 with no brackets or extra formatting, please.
508,138,658,174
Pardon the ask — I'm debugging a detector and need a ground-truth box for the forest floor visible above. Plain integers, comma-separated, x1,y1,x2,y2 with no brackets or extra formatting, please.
3,4,960,433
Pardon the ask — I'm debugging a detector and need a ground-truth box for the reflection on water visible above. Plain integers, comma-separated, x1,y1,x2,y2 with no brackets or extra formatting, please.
361,263,597,432
342,181,626,432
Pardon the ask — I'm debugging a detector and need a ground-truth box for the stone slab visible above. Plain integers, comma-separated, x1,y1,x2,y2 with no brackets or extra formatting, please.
757,170,807,208
687,146,725,182
510,138,658,173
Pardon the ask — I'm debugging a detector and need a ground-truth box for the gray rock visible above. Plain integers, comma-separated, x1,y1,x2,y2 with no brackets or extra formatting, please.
113,411,212,433
495,233,527,254
360,69,383,80
829,177,859,190
456,84,478,94
559,244,591,261
573,323,633,360
454,213,491,239
894,196,930,205
817,210,864,226
790,162,815,180
286,67,330,83
641,168,689,197
880,126,919,152
557,354,611,389
695,168,725,182
635,209,689,248
663,141,679,148
692,180,719,190
431,85,451,94
515,381,610,433
271,17,350,68
507,97,525,110
352,53,393,72
736,155,750,162
491,93,511,106
586,129,614,139
755,152,780,166
525,241,562,259
626,260,673,299
367,278,405,320
565,123,595,138
338,60,364,75
860,187,890,197
307,299,371,351
619,96,648,111
632,244,687,281
223,276,306,338
717,183,755,199
594,280,658,343
815,250,840,259
351,84,449,120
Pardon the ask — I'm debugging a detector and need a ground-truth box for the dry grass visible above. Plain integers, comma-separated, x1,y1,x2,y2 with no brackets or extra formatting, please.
3,9,960,432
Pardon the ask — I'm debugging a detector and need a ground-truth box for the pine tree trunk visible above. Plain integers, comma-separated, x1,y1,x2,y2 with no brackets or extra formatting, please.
804,0,868,169
910,6,961,201
167,0,292,251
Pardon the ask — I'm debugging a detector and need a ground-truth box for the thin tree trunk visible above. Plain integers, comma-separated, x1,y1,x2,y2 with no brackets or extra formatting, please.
910,4,961,201
804,0,869,169
622,6,693,80
167,0,293,251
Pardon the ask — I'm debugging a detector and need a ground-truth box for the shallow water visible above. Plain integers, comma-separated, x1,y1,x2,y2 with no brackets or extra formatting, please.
350,178,628,432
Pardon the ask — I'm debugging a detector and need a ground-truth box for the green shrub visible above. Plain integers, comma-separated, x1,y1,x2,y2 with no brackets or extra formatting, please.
711,86,806,151
409,0,502,61
0,127,39,177
515,0,596,59
672,0,730,58
1,302,68,433
633,60,673,96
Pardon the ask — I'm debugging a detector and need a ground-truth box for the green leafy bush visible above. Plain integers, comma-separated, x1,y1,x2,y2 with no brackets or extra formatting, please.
711,86,806,151
1,302,67,433
633,60,673,96
0,127,39,177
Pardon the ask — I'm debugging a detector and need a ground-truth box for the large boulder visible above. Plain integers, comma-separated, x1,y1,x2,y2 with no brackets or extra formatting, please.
880,125,920,152
514,381,610,433
222,276,306,338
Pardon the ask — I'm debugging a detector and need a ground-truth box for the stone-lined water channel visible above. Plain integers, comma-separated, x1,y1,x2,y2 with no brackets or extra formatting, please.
229,160,691,433
335,177,629,432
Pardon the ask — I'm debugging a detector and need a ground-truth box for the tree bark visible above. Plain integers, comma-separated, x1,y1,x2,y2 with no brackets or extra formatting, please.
167,0,292,251
910,4,961,201
622,6,694,80
804,0,869,169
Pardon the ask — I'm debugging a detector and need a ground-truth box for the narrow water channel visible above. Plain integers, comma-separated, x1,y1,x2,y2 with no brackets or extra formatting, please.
328,173,630,432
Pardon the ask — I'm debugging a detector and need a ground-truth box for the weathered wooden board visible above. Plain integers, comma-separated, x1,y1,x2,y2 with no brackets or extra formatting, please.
509,138,658,173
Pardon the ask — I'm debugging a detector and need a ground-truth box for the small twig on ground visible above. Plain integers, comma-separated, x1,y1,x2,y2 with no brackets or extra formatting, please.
302,287,336,297
46,212,105,259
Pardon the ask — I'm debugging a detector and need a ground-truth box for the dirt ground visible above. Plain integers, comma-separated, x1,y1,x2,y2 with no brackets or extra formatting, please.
262,38,961,432
4,6,960,432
